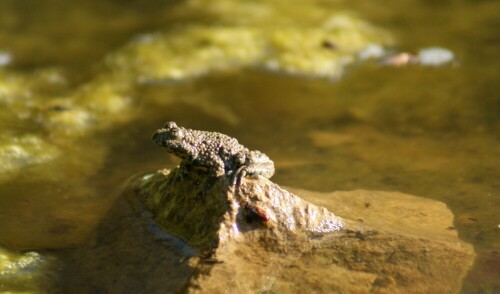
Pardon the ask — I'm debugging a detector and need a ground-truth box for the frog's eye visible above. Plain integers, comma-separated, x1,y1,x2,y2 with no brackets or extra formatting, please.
164,121,177,129
171,128,184,140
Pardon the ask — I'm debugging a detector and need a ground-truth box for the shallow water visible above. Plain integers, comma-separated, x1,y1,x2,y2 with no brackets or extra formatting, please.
0,0,498,292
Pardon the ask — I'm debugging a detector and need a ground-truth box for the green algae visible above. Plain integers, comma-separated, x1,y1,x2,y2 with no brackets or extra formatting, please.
0,247,52,293
109,27,266,81
108,12,390,81
0,135,60,174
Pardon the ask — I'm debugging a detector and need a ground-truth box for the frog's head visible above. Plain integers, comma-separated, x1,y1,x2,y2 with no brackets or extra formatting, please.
152,121,188,158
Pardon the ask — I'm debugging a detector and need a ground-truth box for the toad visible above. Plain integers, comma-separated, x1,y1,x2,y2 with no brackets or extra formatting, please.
152,122,275,181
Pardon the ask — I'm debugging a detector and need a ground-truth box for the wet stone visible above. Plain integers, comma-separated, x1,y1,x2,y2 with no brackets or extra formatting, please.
59,123,475,292
417,47,455,66
64,165,475,293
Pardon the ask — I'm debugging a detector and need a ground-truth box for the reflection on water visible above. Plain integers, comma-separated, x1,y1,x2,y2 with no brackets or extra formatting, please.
0,0,498,292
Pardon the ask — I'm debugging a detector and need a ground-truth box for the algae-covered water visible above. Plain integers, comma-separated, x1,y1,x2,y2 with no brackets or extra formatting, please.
0,0,498,292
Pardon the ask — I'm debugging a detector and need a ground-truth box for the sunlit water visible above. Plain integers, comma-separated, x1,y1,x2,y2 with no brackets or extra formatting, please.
0,0,498,292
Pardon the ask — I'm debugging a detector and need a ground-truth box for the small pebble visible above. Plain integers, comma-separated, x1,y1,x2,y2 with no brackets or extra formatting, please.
0,51,12,66
417,47,454,66
358,44,385,60
382,52,417,67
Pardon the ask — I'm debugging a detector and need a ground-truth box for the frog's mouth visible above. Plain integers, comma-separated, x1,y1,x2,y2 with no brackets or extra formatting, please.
152,129,167,146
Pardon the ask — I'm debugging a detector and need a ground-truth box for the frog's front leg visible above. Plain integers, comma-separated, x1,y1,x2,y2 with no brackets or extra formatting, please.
206,155,226,178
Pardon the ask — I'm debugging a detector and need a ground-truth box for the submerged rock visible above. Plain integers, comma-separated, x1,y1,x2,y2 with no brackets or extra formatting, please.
417,47,455,66
0,51,11,66
380,47,455,67
65,167,475,293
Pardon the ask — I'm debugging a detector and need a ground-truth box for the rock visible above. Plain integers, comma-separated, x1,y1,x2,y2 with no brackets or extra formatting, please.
417,47,455,66
0,51,11,66
64,168,475,293
358,43,386,60
381,52,417,67
137,169,344,251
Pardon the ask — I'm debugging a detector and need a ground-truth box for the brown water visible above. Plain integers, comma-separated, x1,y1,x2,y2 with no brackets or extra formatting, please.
0,0,498,292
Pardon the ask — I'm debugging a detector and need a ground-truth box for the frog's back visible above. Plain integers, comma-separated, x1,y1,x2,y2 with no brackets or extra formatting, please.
186,129,245,157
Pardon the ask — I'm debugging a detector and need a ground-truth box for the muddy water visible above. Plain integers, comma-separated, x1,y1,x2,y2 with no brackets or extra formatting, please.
0,0,498,292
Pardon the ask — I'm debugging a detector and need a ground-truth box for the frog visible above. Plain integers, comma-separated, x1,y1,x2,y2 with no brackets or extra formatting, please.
152,122,275,181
